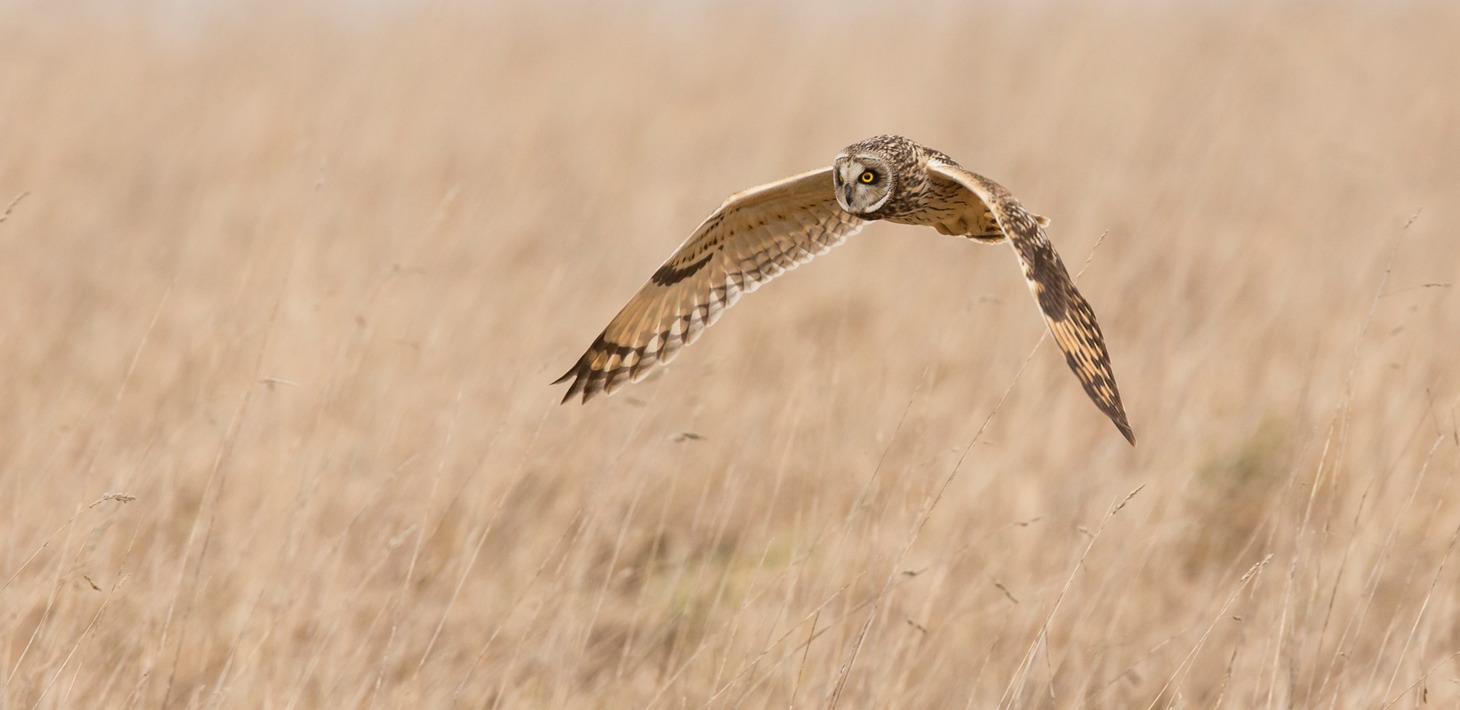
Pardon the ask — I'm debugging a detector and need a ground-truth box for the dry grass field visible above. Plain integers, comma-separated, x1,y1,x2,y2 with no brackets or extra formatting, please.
3,1,1460,707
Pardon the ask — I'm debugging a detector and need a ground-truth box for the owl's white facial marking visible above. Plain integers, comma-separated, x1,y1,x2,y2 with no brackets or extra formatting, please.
832,152,894,216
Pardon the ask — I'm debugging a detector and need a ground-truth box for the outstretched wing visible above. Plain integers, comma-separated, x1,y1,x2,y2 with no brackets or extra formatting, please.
555,167,865,403
927,162,1135,445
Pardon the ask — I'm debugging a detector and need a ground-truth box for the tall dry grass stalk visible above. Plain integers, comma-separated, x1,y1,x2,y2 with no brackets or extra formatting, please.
2,1,1459,707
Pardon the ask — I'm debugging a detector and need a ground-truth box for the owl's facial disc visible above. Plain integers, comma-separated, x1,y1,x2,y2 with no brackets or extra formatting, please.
832,153,893,215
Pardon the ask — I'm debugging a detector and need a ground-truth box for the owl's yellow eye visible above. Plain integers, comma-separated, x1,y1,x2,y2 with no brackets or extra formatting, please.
859,170,876,184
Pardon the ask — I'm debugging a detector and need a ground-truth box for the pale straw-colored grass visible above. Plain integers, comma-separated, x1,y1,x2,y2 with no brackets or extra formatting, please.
2,1,1458,707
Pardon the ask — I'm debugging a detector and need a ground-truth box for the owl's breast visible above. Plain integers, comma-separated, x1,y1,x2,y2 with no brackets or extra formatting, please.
871,175,1000,239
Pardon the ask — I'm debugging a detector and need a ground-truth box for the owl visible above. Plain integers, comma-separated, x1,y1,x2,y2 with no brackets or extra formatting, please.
554,135,1135,445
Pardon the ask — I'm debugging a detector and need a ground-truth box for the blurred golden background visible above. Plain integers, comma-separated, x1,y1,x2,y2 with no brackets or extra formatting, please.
2,1,1458,706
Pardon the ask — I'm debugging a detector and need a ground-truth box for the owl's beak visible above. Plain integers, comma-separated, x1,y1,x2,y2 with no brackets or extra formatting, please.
841,184,854,209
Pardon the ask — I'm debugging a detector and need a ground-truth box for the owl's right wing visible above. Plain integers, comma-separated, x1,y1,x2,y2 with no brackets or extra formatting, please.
555,167,865,403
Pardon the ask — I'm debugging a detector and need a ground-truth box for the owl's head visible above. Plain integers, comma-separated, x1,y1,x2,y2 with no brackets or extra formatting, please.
831,135,919,216
831,150,894,215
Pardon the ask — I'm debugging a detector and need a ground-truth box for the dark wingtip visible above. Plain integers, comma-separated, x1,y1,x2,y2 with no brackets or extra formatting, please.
1117,418,1136,447
553,360,588,404
1100,395,1136,446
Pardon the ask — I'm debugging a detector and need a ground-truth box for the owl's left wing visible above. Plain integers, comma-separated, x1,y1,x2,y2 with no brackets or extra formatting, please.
555,167,865,404
927,162,1135,445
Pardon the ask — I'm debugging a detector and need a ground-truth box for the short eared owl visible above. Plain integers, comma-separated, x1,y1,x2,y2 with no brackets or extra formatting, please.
555,135,1135,444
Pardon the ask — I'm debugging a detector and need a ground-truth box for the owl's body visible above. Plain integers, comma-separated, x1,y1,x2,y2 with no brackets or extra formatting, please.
842,136,1003,239
556,135,1136,444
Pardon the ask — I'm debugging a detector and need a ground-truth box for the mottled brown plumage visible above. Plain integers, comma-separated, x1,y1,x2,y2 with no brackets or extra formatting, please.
555,135,1135,445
